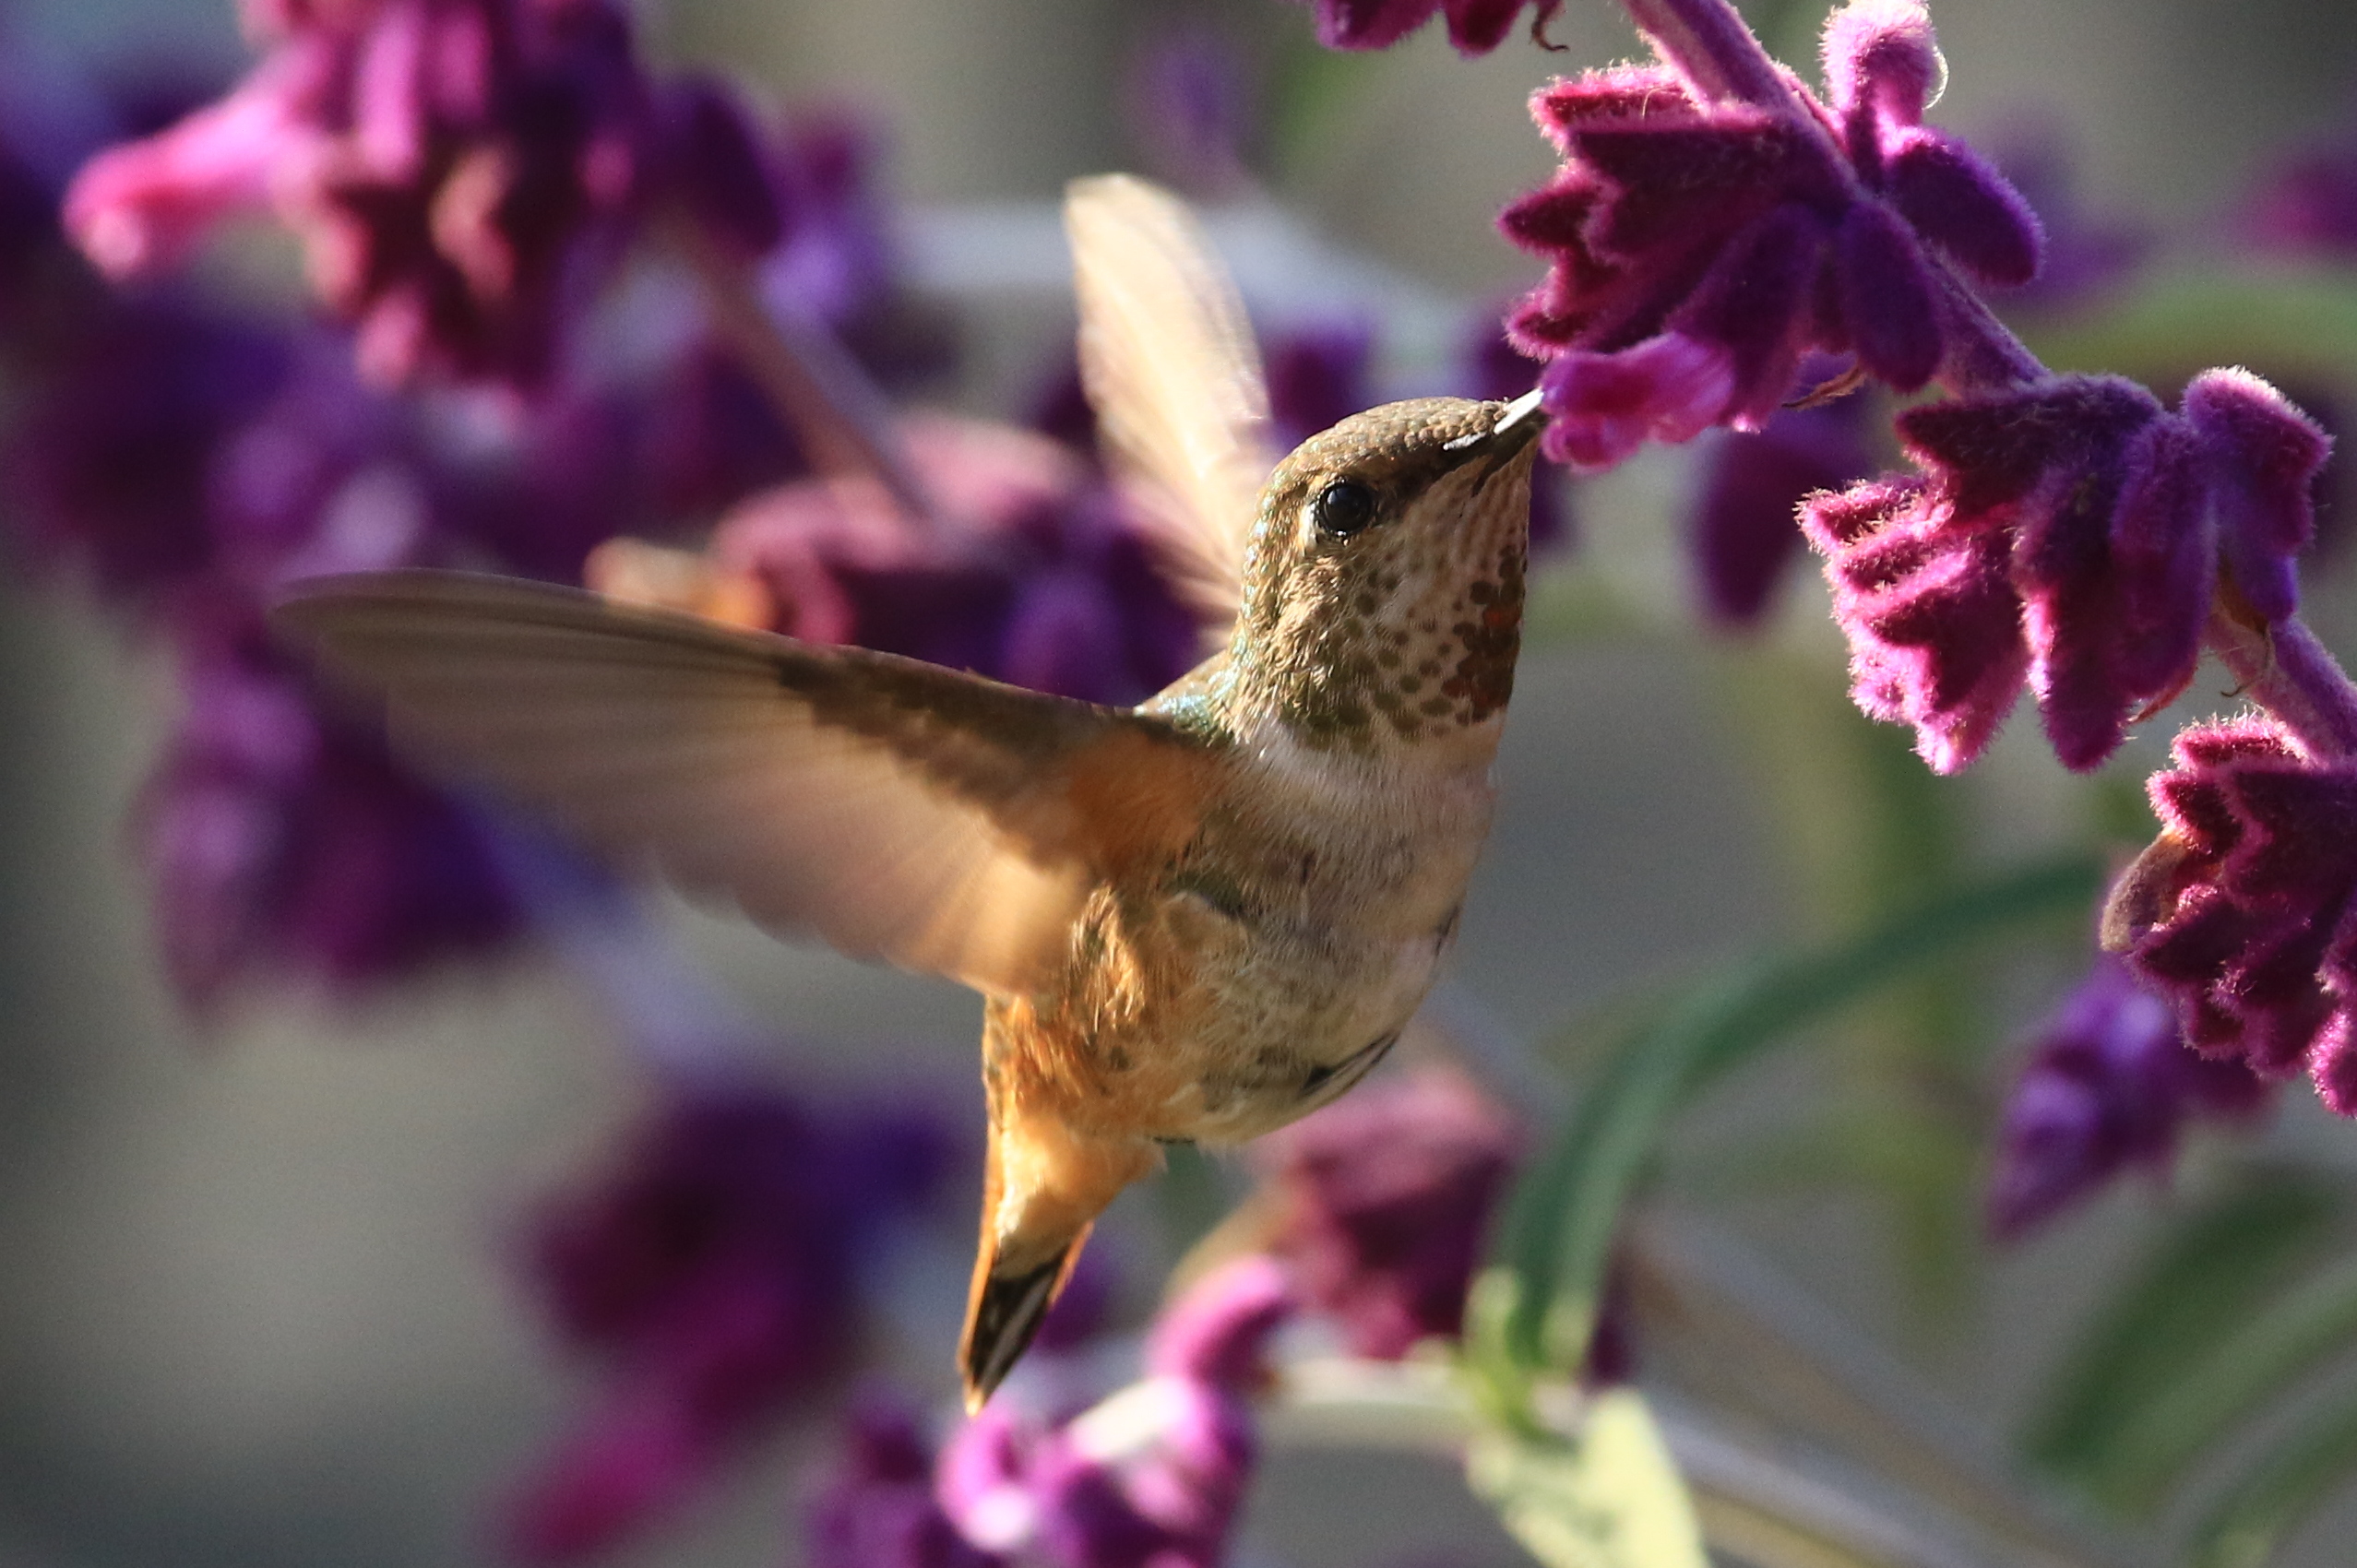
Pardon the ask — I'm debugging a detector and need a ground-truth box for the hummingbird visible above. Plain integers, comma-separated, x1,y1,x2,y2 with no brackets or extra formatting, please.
275,174,1545,1410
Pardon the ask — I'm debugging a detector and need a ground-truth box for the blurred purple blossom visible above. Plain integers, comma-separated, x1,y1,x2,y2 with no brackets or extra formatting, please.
1690,369,1877,626
2244,123,2357,260
1299,0,1565,57
2106,717,2357,1113
808,1396,999,1568
1804,369,2330,772
138,595,526,1009
800,1260,1293,1568
1979,128,2148,313
1255,1067,1525,1360
59,0,804,387
1266,317,1375,450
592,415,1203,705
936,1257,1295,1568
1987,955,2272,1239
1498,0,2043,469
4,299,292,602
504,1080,953,1564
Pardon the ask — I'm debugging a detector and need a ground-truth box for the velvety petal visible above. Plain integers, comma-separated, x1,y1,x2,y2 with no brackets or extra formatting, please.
2219,765,2357,900
1443,0,1559,55
808,1397,1002,1568
2220,918,2337,1075
1497,172,1602,253
1254,1068,1524,1359
1821,0,1940,128
1145,1256,1296,1387
2106,416,2213,697
1988,956,2270,1239
1887,128,2043,289
1303,0,1444,51
514,1085,951,1562
1537,332,1733,470
1834,200,1940,391
1530,67,1693,151
1670,204,1827,426
2183,367,2331,622
1575,113,1812,258
1690,386,1875,625
1899,375,2161,522
2309,1011,2357,1114
1807,478,2030,771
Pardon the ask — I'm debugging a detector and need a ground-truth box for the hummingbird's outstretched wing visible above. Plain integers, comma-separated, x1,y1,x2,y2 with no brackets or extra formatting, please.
1065,173,1275,639
275,571,1217,997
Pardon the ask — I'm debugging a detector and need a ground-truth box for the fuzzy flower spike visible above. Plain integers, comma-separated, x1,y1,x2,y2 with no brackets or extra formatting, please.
1503,0,2334,775
1499,0,2042,470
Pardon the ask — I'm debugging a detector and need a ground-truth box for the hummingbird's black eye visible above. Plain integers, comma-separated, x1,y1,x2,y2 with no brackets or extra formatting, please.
1312,479,1378,539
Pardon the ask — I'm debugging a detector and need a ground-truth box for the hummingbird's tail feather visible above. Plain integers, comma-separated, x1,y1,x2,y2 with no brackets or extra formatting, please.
960,1224,1091,1413
958,1082,1157,1410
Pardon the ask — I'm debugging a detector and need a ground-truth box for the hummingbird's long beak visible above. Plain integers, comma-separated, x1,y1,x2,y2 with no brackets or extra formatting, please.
1442,386,1548,461
1440,386,1549,481
1494,386,1546,438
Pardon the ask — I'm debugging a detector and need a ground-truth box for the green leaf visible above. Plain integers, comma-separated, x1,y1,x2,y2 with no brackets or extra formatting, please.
2190,1395,2357,1568
1468,853,2105,1415
2081,1247,2357,1513
1467,1389,1709,1568
2023,1170,2343,1491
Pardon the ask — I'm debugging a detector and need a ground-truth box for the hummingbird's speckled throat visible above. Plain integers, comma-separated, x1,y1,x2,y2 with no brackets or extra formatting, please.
1229,396,1544,751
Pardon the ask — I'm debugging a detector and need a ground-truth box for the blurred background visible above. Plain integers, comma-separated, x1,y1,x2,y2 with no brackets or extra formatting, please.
12,0,2357,1565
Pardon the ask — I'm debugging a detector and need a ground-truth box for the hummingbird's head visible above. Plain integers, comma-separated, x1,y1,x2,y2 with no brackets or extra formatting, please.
1232,391,1544,753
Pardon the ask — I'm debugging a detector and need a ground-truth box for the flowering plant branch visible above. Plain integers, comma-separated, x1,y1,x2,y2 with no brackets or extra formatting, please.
1487,0,2357,1119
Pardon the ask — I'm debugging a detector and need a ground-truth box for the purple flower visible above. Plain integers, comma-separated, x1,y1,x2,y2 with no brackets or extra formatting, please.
65,0,696,386
589,416,1202,706
808,1396,1001,1568
1497,0,2043,469
1297,0,1565,57
1978,129,2148,313
1690,364,1876,626
504,1081,950,1564
2244,129,2357,260
1987,955,2272,1239
1254,1068,1525,1360
1265,318,1375,451
137,594,525,1010
936,1258,1294,1568
2104,717,2357,1114
3,298,292,604
1803,369,2330,772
